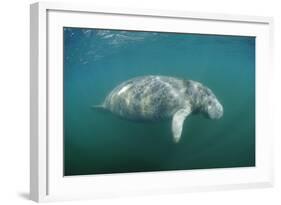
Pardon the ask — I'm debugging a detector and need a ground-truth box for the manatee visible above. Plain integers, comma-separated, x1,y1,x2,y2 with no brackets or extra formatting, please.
93,75,223,143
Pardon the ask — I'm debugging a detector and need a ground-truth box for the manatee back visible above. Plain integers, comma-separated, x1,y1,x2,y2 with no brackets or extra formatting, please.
104,76,186,121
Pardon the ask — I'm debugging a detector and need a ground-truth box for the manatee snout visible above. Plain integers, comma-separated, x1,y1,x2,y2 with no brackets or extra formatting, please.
206,99,223,119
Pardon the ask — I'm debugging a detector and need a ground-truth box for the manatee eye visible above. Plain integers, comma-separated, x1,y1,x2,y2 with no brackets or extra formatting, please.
208,100,212,105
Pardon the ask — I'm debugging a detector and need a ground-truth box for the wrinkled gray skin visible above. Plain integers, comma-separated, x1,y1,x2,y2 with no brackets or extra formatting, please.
94,75,223,143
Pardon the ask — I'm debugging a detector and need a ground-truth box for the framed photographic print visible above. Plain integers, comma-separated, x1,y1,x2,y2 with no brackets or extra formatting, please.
30,2,274,202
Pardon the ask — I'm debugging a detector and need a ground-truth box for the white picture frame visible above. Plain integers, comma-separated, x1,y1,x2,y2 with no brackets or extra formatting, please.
30,1,274,202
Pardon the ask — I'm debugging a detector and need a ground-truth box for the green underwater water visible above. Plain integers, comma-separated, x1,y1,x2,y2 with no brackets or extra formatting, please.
63,27,255,176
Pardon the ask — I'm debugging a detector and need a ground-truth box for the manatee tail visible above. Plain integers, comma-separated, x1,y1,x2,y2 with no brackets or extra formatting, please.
91,105,105,109
91,104,109,114
91,105,104,109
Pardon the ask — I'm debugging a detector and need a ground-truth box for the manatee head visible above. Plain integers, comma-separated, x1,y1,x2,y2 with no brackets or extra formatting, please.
184,80,223,120
201,88,223,119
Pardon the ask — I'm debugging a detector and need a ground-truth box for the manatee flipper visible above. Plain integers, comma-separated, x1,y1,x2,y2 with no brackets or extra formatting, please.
172,107,191,143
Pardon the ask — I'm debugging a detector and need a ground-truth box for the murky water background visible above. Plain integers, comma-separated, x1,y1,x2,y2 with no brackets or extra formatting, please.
63,28,255,176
